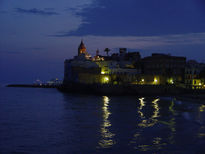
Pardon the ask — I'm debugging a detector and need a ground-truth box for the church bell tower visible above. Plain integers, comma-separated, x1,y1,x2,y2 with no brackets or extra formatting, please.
78,40,87,56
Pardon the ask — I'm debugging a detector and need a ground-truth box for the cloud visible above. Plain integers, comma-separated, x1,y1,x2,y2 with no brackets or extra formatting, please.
44,8,55,11
50,32,205,50
61,0,205,36
15,8,59,16
64,2,95,17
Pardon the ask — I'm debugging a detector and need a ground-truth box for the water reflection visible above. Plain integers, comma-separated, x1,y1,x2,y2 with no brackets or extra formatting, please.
131,97,177,151
61,93,204,152
198,104,205,138
169,100,176,115
199,104,205,112
98,96,115,148
138,97,145,118
160,99,176,140
167,100,176,138
152,98,160,119
138,98,160,128
2,87,205,153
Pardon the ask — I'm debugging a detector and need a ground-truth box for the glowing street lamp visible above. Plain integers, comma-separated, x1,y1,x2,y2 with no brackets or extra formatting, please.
153,77,158,84
101,76,109,84
140,78,145,85
104,77,109,81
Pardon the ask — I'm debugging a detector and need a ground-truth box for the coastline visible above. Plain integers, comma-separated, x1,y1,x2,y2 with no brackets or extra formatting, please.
6,84,58,88
6,83,205,102
59,82,205,99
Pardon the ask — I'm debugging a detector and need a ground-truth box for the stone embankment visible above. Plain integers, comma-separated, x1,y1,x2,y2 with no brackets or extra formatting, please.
7,84,58,88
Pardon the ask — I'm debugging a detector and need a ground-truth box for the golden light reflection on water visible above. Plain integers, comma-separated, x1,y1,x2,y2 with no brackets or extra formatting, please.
98,96,115,148
198,128,205,138
131,98,177,151
169,100,176,115
159,100,176,144
168,100,176,135
152,98,160,119
159,100,176,132
138,98,160,128
136,137,167,151
138,97,145,118
197,105,205,138
199,104,205,112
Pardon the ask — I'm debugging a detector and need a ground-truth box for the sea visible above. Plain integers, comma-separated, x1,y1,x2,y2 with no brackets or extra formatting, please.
0,87,205,154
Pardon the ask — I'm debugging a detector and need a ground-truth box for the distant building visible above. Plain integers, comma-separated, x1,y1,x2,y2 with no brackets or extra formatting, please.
47,78,62,86
142,53,186,85
64,40,205,89
185,60,205,89
64,41,142,85
64,59,101,84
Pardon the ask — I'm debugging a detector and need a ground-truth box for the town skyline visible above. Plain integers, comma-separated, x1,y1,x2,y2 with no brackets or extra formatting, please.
1,0,205,84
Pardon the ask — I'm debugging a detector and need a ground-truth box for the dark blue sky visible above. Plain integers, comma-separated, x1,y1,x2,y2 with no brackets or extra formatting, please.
67,0,205,36
0,0,205,84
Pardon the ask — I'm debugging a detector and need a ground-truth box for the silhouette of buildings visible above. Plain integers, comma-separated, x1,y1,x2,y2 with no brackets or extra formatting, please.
142,53,186,85
64,40,205,89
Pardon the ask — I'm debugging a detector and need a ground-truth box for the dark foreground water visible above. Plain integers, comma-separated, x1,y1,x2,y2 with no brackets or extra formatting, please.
0,87,205,153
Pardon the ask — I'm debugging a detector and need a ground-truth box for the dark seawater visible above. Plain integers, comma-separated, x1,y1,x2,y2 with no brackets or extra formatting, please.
0,87,205,154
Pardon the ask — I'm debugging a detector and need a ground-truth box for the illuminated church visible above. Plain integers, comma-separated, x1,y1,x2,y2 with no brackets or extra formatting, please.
78,40,87,55
76,40,91,60
64,40,141,85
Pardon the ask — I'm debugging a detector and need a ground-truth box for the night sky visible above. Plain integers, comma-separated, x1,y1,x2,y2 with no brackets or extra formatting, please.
1,0,205,84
